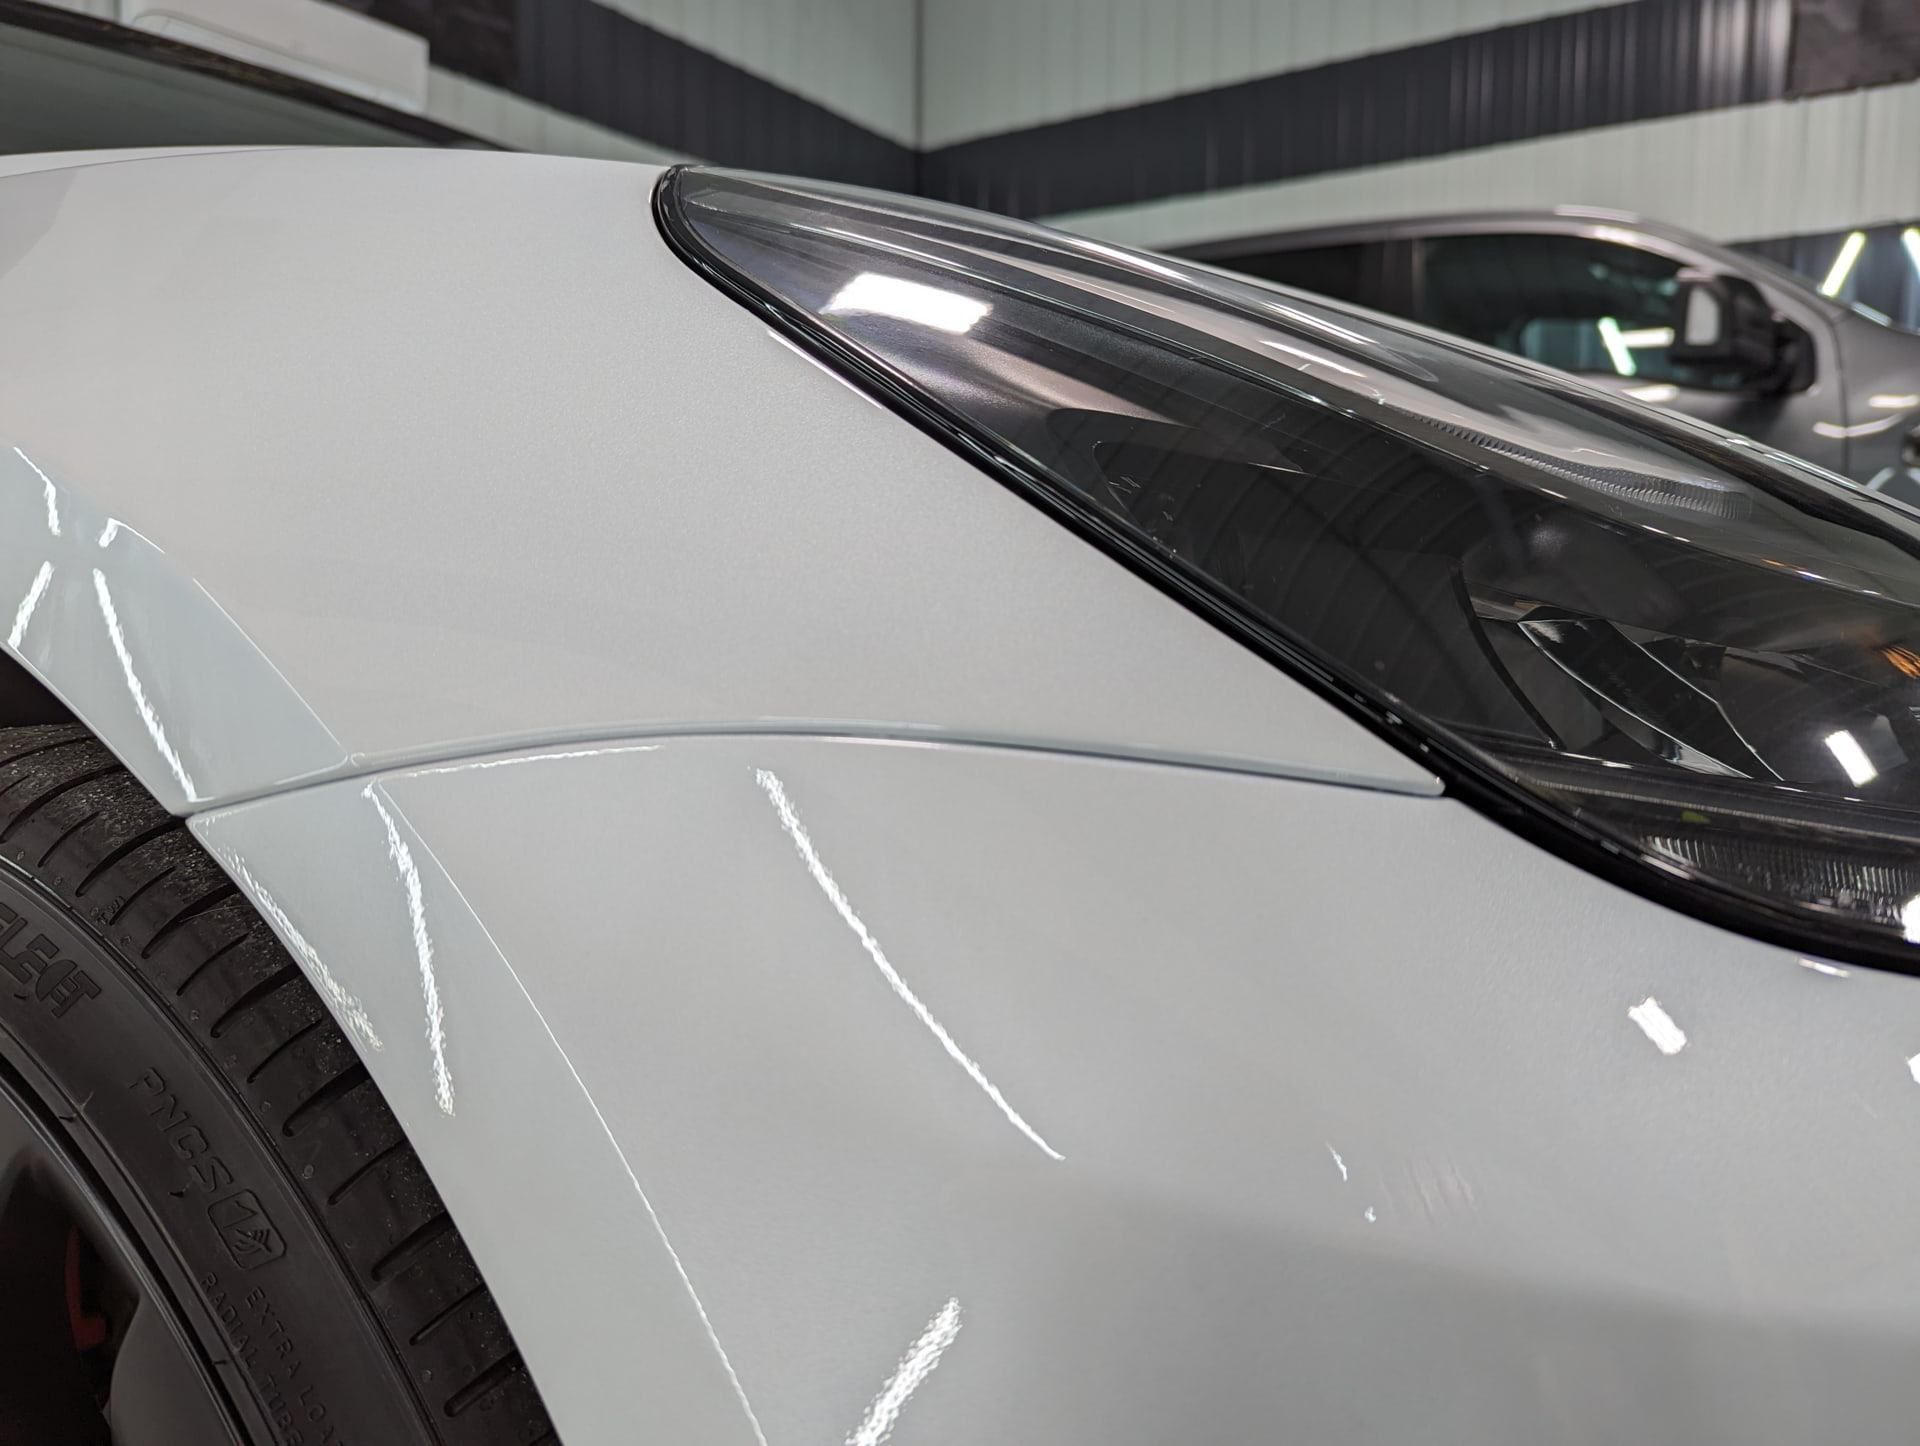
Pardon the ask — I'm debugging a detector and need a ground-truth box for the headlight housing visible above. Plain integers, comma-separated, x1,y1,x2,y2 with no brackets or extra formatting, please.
660,165,1920,971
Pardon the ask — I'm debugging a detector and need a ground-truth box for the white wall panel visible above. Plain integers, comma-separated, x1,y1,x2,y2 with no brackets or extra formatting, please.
923,0,1605,148
423,68,681,163
1045,79,1920,250
601,0,916,145
25,0,117,17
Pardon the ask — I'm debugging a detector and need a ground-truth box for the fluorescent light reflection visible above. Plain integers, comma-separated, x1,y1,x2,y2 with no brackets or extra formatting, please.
1262,339,1364,377
94,567,197,802
1820,231,1867,297
1627,996,1687,1056
8,560,51,651
1617,325,1675,348
214,848,383,1054
13,447,59,537
824,273,990,334
1824,729,1878,787
1902,227,1920,280
1597,316,1637,376
364,785,453,1116
845,1297,963,1446
755,767,1063,1161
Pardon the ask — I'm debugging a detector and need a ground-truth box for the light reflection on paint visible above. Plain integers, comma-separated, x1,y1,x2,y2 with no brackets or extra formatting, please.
405,742,662,779
9,560,51,651
755,767,1064,1161
93,567,197,802
1814,415,1906,440
14,447,59,538
845,1297,963,1446
1798,958,1851,978
364,784,453,1116
215,848,383,1053
1627,996,1687,1055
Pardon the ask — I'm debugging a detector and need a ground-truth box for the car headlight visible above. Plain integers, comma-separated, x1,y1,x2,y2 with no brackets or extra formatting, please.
660,166,1920,970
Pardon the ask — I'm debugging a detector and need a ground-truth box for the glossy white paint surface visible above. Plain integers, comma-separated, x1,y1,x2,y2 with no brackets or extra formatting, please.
198,734,1920,1446
22,147,1920,1444
0,147,1433,811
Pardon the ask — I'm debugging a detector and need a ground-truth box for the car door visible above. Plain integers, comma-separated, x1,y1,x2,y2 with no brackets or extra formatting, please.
1412,228,1847,474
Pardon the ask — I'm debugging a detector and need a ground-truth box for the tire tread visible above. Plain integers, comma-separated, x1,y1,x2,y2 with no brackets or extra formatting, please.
0,728,555,1442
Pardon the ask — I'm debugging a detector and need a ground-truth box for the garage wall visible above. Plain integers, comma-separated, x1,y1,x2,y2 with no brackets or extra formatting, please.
918,0,1920,257
595,0,914,146
920,0,1603,149
19,0,1920,279
334,0,916,184
1048,75,1920,250
21,0,917,183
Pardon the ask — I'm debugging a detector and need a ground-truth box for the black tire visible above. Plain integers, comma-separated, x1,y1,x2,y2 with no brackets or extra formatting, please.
0,725,556,1444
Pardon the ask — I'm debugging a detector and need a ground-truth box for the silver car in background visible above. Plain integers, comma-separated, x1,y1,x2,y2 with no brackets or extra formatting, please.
1181,208,1920,497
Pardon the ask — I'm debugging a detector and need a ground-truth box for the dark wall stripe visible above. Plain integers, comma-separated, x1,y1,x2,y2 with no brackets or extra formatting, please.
331,0,915,189
921,0,1794,218
296,0,1920,217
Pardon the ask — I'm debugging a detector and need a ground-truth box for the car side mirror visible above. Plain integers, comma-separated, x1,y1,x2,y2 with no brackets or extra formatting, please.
1667,269,1796,390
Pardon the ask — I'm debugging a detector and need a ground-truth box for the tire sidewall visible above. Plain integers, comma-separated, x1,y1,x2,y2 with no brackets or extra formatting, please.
0,856,432,1446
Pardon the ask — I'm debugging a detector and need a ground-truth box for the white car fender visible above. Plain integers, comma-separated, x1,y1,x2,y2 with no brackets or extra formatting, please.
197,732,1920,1446
0,146,1430,813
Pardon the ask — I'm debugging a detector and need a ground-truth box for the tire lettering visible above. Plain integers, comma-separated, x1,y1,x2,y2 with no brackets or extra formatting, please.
169,1124,209,1161
0,909,98,1019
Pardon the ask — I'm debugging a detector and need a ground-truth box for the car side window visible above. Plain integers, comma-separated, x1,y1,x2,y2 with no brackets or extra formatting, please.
1418,232,1736,389
1224,242,1372,305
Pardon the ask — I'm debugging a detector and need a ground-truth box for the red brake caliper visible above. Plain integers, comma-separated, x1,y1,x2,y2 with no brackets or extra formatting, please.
63,1227,108,1355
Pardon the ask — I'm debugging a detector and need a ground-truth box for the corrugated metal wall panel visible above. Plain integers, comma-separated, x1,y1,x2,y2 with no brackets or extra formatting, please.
921,0,1794,218
333,0,915,181
920,0,1607,148
503,0,913,186
595,0,916,144
1042,78,1920,255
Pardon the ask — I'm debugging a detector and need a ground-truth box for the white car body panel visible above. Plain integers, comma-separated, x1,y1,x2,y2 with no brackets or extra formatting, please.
195,734,1920,1446
5,146,1917,1444
0,146,1431,812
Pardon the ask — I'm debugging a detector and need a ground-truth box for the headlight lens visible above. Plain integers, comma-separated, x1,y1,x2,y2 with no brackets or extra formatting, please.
661,166,1920,968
